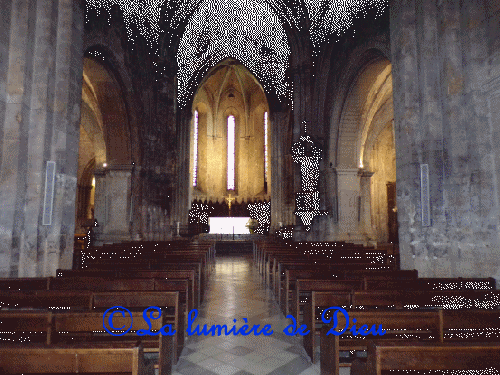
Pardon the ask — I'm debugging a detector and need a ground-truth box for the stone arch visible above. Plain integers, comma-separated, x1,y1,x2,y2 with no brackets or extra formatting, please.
336,55,391,168
76,51,135,242
330,49,396,243
326,43,391,166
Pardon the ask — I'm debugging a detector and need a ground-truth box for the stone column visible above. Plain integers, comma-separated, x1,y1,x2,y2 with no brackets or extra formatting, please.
359,170,375,242
0,0,84,277
93,165,133,244
334,168,365,242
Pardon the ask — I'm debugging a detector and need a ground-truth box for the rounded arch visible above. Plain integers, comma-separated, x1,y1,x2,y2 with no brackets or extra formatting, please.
330,49,396,243
334,51,391,168
326,42,391,166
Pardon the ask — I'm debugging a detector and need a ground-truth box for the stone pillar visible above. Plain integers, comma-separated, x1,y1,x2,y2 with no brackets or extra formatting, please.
0,0,84,277
334,168,365,242
390,0,500,278
359,170,375,241
93,165,133,244
270,111,288,232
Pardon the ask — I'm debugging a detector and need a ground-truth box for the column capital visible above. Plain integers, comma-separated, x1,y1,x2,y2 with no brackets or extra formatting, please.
359,169,375,178
332,167,360,176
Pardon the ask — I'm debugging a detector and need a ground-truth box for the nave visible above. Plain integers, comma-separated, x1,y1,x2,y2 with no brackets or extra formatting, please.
173,253,322,375
2,237,500,374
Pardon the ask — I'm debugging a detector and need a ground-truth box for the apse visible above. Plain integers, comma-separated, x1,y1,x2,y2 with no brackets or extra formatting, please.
189,59,271,205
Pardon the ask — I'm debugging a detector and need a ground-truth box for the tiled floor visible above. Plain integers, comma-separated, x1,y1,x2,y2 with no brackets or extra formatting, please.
172,253,323,375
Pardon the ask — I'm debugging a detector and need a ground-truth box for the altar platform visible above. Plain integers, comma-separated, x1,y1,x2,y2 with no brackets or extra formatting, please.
208,216,252,234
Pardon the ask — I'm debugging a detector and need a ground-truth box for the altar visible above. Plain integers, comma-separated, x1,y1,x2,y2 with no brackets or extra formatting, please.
208,217,251,234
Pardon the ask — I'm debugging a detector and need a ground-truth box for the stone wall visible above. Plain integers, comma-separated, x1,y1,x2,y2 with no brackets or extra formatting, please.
390,0,500,281
0,0,84,277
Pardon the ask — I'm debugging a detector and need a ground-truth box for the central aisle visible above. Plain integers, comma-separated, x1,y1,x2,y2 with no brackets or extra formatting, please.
172,254,321,375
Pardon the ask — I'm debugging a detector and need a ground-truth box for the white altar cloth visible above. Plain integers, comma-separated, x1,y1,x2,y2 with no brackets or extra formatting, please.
208,217,251,234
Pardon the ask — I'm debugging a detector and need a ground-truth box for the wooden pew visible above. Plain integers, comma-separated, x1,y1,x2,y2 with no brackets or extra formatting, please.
294,276,496,325
321,309,500,375
77,262,204,306
293,279,363,324
305,289,500,365
319,309,443,375
0,311,53,345
92,290,185,362
0,290,182,363
441,309,500,341
351,289,500,310
50,275,191,325
53,310,174,375
80,242,212,262
50,276,155,291
0,290,93,311
266,248,391,289
364,277,496,291
282,269,418,316
56,269,197,311
0,342,151,375
49,276,184,364
274,262,393,303
256,241,388,280
350,341,500,374
0,277,50,290
302,290,351,364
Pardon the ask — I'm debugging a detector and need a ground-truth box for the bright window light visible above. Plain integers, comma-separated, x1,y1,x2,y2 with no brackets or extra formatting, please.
227,115,235,190
193,110,199,187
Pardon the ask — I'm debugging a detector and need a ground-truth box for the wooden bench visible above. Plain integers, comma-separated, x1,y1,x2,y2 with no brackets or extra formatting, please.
53,310,174,375
304,289,500,365
282,269,418,316
0,277,50,290
321,309,500,374
57,269,196,311
77,262,204,306
274,262,393,303
293,276,496,326
319,309,443,375
0,290,93,311
351,289,500,310
0,292,181,374
350,341,500,374
293,279,364,324
0,342,151,375
0,311,53,345
92,290,184,362
441,309,500,341
256,242,388,277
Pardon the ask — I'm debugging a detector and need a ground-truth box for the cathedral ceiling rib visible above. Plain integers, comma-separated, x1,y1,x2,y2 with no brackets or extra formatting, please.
176,0,290,108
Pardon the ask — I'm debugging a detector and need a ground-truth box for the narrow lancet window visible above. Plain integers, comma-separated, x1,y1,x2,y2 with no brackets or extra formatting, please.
193,110,199,187
227,115,235,190
264,111,269,184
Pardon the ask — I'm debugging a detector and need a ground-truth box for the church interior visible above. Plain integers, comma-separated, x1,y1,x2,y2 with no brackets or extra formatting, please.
2,0,500,374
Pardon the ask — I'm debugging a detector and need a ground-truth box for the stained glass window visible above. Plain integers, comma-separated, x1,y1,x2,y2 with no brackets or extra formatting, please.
227,115,235,190
192,110,199,187
264,111,268,183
